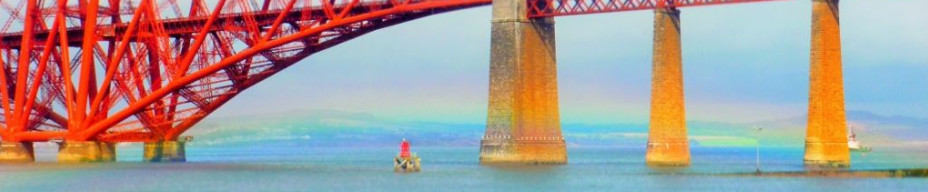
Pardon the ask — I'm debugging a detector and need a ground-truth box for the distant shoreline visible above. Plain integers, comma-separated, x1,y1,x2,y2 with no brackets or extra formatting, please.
722,168,928,178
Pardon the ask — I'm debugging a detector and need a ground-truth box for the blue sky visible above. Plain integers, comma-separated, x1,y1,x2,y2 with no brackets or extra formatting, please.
212,0,928,125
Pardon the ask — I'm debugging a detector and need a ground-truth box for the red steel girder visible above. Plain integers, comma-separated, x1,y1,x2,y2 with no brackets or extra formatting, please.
527,0,784,17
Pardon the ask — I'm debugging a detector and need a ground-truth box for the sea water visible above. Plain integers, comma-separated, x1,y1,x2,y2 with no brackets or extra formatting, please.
1,145,927,191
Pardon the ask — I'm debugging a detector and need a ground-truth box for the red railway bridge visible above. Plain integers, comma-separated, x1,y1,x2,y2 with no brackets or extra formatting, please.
0,0,854,167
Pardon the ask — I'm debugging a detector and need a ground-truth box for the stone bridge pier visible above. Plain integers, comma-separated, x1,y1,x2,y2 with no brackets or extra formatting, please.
479,0,566,165
0,141,34,163
646,6,690,167
1,140,186,163
0,141,118,163
144,141,187,162
804,0,849,168
58,141,117,163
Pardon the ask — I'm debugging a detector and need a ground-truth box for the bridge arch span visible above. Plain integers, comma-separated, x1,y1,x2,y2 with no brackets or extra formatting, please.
81,1,495,141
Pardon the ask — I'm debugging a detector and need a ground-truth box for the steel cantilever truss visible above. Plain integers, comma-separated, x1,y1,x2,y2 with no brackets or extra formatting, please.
0,0,774,143
0,0,491,142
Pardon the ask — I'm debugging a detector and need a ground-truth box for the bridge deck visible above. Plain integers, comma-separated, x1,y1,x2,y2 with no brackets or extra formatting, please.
0,0,781,48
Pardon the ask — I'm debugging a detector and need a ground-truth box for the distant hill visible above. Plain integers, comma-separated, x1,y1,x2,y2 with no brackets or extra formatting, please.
186,110,927,148
187,110,483,147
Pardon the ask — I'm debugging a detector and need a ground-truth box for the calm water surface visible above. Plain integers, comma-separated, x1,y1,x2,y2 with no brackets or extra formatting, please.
1,145,927,191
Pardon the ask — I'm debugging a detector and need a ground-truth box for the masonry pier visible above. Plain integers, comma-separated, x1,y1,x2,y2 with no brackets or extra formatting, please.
479,0,566,165
144,141,186,162
804,0,849,168
58,141,116,163
0,141,35,163
645,6,690,166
